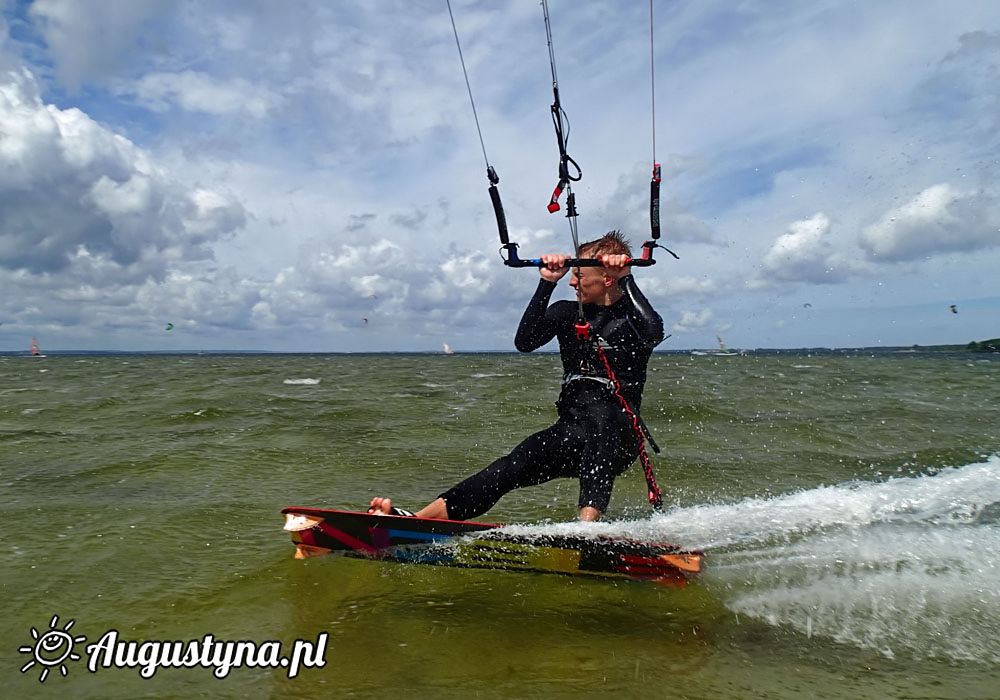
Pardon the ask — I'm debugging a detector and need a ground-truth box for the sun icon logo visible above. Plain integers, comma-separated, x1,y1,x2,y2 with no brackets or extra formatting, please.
19,615,86,683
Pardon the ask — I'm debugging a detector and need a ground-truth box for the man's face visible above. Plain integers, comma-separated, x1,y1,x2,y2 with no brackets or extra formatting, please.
568,263,609,304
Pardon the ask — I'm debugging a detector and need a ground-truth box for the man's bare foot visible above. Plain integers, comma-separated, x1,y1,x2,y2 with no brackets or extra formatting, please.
368,496,393,515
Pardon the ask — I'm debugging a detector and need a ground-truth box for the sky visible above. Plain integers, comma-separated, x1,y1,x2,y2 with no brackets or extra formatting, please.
1,0,998,353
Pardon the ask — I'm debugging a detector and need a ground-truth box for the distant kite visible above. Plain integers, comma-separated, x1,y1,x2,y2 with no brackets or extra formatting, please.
165,322,174,331
803,303,812,308
362,317,369,326
949,305,958,314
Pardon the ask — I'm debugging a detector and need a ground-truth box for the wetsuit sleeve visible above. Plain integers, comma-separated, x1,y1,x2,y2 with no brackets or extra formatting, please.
619,274,665,346
514,279,560,352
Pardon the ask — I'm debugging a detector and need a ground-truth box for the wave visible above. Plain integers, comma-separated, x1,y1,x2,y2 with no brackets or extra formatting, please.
283,378,320,385
502,455,1000,663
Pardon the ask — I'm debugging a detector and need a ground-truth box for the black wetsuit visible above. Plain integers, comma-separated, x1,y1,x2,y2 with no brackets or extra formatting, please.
440,274,665,520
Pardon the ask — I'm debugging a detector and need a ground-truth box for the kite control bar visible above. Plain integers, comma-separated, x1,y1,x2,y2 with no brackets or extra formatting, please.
490,168,677,268
489,165,661,268
500,240,661,268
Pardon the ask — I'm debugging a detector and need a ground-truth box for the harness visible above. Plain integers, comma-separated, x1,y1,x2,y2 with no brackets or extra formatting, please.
562,373,662,455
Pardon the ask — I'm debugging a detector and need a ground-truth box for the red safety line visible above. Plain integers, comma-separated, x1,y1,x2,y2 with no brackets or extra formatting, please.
593,342,663,509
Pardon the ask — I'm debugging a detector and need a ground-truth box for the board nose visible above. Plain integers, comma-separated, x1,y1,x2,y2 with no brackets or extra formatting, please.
284,512,323,532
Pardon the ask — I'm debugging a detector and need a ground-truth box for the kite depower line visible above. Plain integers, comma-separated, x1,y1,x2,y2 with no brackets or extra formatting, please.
445,0,678,272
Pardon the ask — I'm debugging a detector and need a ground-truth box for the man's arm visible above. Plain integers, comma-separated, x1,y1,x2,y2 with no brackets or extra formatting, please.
514,279,560,352
619,274,664,346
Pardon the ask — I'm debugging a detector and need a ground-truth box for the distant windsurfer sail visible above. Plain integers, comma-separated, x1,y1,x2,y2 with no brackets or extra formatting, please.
30,337,45,357
442,342,455,355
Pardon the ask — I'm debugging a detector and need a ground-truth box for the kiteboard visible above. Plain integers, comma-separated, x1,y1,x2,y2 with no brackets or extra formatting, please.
282,506,703,586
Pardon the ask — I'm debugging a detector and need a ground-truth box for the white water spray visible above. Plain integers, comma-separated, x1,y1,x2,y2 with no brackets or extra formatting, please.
509,455,1000,662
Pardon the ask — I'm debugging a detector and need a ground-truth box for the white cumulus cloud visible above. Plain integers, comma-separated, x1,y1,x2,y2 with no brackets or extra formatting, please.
0,68,245,281
759,213,856,285
860,183,1000,262
0,67,246,341
672,308,714,333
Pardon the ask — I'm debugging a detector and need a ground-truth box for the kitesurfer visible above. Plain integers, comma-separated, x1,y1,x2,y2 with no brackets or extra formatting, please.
370,230,665,522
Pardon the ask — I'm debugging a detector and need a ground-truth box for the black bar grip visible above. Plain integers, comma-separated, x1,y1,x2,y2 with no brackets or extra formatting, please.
489,184,509,245
649,178,661,240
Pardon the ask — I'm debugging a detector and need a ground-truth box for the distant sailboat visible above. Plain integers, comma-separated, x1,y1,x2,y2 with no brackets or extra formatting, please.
715,335,737,356
30,337,46,358
442,343,455,355
691,335,738,357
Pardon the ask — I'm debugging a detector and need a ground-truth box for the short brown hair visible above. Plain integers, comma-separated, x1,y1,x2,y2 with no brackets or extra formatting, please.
579,230,632,258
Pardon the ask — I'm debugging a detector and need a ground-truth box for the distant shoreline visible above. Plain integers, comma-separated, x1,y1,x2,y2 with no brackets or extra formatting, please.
1,341,997,357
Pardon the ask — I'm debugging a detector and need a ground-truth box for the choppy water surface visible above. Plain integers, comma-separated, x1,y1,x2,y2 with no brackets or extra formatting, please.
2,352,998,698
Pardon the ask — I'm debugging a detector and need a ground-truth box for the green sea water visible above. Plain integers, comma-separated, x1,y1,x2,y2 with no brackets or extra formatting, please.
2,351,999,699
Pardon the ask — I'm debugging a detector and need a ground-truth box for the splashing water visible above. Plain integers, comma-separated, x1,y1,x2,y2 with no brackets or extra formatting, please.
503,455,1000,663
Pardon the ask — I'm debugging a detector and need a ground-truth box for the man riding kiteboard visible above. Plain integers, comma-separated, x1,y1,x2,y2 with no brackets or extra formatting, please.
370,230,665,522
